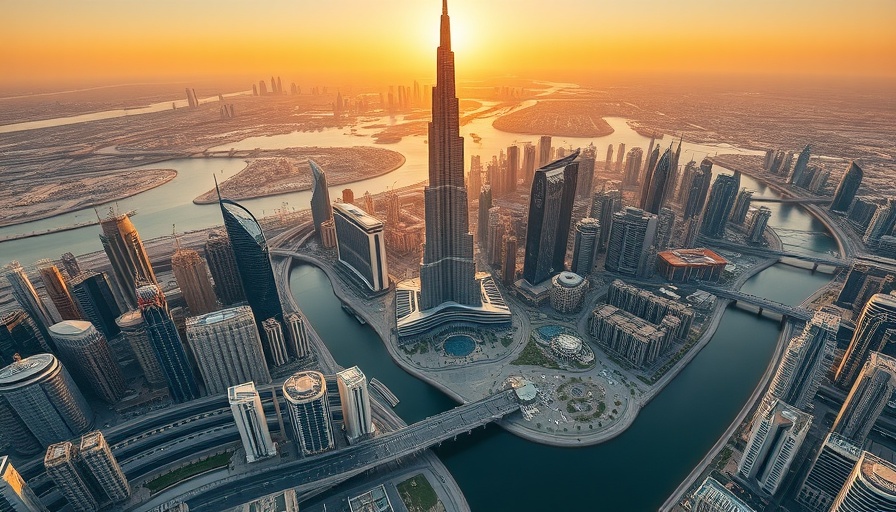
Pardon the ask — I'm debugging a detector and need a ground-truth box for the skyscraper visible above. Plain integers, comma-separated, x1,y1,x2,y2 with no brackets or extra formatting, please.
477,185,492,247
0,456,48,512
655,207,676,251
682,159,713,220
68,271,122,340
700,172,741,238
3,261,53,332
467,155,482,198
506,144,519,193
522,151,579,285
171,248,218,316
486,207,504,267
332,203,390,293
641,148,673,215
36,260,81,321
78,431,130,504
0,393,42,455
749,206,772,244
639,145,661,207
828,162,864,213
261,318,289,367
204,230,246,306
44,442,98,512
832,351,896,444
336,366,373,442
229,382,277,463
0,354,93,448
60,253,81,280
308,160,333,235
835,292,896,389
615,142,626,173
798,433,862,512
863,198,896,248
502,235,518,286
284,311,311,359
571,218,600,276
283,370,334,455
590,189,623,253
218,194,286,366
522,143,536,185
604,144,614,170
576,144,596,199
604,207,658,278
760,311,838,416
48,321,127,404
0,310,49,364
98,211,157,308
789,144,812,185
137,284,200,403
537,135,552,168
115,311,166,388
829,452,896,511
738,399,812,495
730,189,754,225
185,306,272,395
622,147,643,187
418,1,481,311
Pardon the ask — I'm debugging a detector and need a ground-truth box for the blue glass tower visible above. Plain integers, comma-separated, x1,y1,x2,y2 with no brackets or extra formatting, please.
137,284,199,402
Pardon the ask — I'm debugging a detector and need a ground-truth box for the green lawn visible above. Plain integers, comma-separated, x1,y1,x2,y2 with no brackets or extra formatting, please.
510,339,560,369
397,474,440,512
145,451,233,493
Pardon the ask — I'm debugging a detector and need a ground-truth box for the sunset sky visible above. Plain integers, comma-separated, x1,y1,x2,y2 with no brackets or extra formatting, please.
5,0,895,88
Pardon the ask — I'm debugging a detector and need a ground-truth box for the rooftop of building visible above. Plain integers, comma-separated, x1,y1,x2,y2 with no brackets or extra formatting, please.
283,371,326,402
337,366,366,387
0,353,56,386
333,202,384,230
115,310,144,328
44,442,73,465
692,477,755,512
658,248,728,267
860,452,896,495
228,381,258,403
79,431,104,451
554,272,585,289
187,305,252,328
769,399,812,432
48,320,95,337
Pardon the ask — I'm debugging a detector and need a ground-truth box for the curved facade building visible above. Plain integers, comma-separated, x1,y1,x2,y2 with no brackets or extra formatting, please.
830,452,896,511
48,321,127,404
0,354,93,448
641,148,673,214
116,311,167,388
219,198,285,367
571,218,599,276
333,203,389,292
283,371,334,455
69,271,122,340
830,161,864,214
835,293,896,389
309,160,333,236
700,172,740,238
550,272,588,314
186,306,272,395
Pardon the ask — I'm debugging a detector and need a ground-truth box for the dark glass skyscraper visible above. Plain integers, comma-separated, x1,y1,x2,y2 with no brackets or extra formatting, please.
833,351,896,445
69,271,122,340
641,148,673,214
590,188,623,253
638,145,661,209
137,284,200,402
700,172,741,238
204,229,246,306
0,310,49,365
308,160,333,235
789,144,811,184
418,1,480,310
835,292,896,389
681,159,712,220
522,152,579,285
830,161,863,213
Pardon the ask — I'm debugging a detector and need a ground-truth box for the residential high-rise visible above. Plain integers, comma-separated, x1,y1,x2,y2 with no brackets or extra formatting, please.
477,186,492,247
682,159,713,220
60,253,81,280
641,148,673,214
571,218,600,276
332,203,390,293
643,136,656,174
576,144,596,199
835,293,896,389
98,211,157,308
730,189,754,225
486,207,504,267
0,354,93,448
204,230,245,306
789,144,812,185
284,312,311,359
590,304,678,368
537,135,552,168
115,311,166,388
261,318,289,367
522,151,579,285
604,207,658,278
36,260,81,321
467,155,482,198
0,456,48,512
0,310,49,365
798,433,862,512
639,145,661,207
418,2,481,312
185,306,272,395
0,391,42,455
283,370,334,455
700,172,741,238
218,194,285,366
336,366,373,442
171,248,218,316
623,147,644,187
48,321,127,404
749,207,772,244
308,160,333,235
502,235,517,285
78,431,129,503
615,142,626,173
829,452,896,511
655,208,676,251
830,161,863,213
864,198,896,248
228,382,277,463
833,351,896,444
44,442,97,512
738,399,812,495
522,143,536,185
590,189,623,253
68,271,122,340
136,284,200,402
691,477,755,512
3,261,53,332
506,144,519,193
604,144,614,170
760,311,838,416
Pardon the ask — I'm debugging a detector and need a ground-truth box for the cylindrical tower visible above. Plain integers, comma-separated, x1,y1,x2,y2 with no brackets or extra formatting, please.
48,321,127,403
282,370,333,455
115,311,166,388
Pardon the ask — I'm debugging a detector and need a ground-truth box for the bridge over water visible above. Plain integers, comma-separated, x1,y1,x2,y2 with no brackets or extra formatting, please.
698,284,813,322
750,196,831,205
703,238,848,268
183,390,521,511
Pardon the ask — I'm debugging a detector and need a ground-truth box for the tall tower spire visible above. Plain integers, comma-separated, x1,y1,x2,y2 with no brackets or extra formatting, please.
440,0,451,50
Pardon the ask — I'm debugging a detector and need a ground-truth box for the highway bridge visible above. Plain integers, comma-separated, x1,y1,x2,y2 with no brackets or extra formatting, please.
698,284,813,322
165,390,521,512
703,238,848,268
750,196,831,205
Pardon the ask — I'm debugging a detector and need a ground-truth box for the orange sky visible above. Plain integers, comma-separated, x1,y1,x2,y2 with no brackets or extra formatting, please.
5,0,895,88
